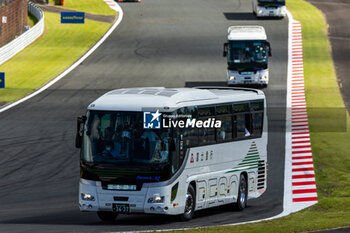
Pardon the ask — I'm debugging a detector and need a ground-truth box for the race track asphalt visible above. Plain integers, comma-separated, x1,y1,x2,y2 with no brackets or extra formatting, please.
0,0,288,232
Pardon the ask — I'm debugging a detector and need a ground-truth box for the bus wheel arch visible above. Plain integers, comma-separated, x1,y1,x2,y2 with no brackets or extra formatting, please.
179,182,196,221
235,172,248,210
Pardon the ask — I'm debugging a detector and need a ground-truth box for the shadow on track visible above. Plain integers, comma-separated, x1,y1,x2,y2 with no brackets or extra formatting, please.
223,12,257,20
0,204,251,226
185,81,227,87
223,12,284,21
185,81,266,90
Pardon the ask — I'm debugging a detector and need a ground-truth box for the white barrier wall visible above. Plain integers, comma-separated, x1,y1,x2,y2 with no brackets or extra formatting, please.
0,1,44,65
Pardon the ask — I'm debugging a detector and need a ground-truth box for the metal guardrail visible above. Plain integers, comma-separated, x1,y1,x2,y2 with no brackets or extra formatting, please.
0,1,44,65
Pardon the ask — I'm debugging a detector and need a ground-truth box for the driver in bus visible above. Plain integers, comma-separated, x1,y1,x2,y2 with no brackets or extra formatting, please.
152,141,168,162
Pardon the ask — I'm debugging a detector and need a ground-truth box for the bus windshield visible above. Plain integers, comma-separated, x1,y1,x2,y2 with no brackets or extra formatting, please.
227,40,268,69
258,0,285,6
82,110,178,177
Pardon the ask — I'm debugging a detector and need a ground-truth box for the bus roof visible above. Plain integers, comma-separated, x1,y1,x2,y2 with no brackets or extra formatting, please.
227,26,267,41
88,87,265,112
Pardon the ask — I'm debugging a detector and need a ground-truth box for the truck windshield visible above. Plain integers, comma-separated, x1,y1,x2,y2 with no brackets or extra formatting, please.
258,0,285,6
227,40,268,69
82,110,180,178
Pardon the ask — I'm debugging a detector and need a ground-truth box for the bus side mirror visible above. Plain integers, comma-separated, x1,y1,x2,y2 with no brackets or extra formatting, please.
223,43,228,57
75,115,86,149
267,42,272,57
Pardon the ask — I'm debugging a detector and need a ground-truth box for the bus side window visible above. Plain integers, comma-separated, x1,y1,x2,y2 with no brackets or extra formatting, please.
216,116,232,142
198,118,215,144
198,106,215,144
250,100,264,137
245,113,252,137
177,106,198,146
252,112,263,137
236,114,245,138
235,113,252,138
232,115,237,139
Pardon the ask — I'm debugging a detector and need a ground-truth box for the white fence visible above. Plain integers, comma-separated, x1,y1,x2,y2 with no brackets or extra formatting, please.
0,1,44,65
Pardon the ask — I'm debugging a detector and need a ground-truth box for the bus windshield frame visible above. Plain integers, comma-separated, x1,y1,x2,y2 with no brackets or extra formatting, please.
257,0,285,6
227,40,269,70
81,110,180,181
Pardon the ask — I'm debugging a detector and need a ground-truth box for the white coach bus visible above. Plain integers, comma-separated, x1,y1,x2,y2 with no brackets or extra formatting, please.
223,26,272,87
252,0,286,18
76,87,268,221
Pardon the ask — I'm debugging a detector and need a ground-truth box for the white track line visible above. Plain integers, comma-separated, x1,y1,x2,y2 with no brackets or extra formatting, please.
0,1,123,113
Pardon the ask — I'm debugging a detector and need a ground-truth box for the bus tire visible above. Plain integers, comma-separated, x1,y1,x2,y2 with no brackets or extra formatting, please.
235,174,248,210
97,211,118,222
179,184,196,221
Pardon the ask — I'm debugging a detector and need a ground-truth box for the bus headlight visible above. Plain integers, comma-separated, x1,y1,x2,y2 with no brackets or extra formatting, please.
258,10,263,14
81,193,95,201
148,195,165,203
261,75,267,80
229,76,235,81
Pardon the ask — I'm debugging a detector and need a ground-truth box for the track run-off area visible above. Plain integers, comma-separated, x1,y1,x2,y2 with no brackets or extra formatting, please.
0,0,317,232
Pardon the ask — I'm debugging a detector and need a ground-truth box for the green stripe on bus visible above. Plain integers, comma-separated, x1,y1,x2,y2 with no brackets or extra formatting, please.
226,166,259,173
239,161,259,166
247,152,259,156
242,158,260,163
245,155,260,159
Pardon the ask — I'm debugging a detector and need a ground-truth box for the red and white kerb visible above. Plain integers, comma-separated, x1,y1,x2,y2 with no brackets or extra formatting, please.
290,21,318,204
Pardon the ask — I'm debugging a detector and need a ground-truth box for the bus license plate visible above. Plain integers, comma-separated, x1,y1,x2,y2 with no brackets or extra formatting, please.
113,204,130,213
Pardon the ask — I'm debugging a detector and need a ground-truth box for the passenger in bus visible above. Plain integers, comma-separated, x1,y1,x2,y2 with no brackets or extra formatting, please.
104,127,114,141
141,130,159,161
245,127,251,137
90,115,104,156
219,130,226,140
152,141,168,162
102,141,115,157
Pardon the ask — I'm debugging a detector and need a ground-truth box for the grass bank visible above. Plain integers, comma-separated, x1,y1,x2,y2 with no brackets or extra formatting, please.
49,0,117,16
167,0,350,232
0,11,111,103
27,13,38,27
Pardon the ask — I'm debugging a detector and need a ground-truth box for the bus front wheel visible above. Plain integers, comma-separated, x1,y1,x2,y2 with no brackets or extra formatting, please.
97,211,118,222
235,174,248,210
179,184,196,221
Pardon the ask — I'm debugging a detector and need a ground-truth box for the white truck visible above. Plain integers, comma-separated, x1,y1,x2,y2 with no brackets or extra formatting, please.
223,26,271,87
252,0,286,18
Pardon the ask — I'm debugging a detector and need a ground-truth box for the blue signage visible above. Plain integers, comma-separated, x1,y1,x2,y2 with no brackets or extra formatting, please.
61,12,85,24
143,110,161,129
0,72,4,88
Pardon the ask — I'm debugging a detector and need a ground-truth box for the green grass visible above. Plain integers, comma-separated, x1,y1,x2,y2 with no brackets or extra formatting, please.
49,0,117,16
0,12,111,103
288,0,350,203
27,13,38,27
163,0,350,232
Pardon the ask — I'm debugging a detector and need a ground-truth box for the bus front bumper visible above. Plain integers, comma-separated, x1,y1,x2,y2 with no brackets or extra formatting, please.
256,6,286,17
79,179,184,215
227,70,269,86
